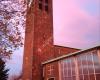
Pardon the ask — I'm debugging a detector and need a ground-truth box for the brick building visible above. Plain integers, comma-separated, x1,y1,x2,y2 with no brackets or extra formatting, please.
22,0,79,80
42,46,100,80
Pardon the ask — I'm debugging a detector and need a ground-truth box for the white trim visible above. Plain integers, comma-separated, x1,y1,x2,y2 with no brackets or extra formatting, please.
91,52,96,80
62,61,65,80
86,53,90,80
58,61,61,80
70,58,72,77
47,64,54,76
98,49,100,65
80,54,84,80
42,45,100,65
74,57,79,80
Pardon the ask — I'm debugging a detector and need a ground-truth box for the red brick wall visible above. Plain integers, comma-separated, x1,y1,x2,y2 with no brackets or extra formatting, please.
54,45,79,57
23,0,54,80
32,0,54,80
43,62,59,80
43,48,100,80
22,0,79,80
22,2,34,80
33,0,54,61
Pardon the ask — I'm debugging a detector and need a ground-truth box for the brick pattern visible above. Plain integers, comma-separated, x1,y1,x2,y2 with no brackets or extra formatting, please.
32,0,54,79
43,62,59,80
22,0,79,80
43,48,100,80
54,45,79,58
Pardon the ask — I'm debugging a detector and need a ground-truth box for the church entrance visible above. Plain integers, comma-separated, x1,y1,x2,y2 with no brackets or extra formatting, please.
48,77,55,80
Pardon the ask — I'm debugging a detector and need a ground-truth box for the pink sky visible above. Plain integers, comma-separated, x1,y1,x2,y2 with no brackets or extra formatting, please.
7,0,100,78
53,0,100,49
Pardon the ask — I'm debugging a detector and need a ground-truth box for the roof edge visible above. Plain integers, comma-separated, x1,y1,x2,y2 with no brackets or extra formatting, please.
42,45,100,65
54,44,80,50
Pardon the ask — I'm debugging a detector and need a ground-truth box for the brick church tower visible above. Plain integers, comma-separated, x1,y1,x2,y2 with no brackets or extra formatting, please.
22,0,54,80
22,0,79,80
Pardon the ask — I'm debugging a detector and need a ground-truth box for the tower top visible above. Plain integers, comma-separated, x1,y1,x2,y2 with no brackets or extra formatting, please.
27,0,33,7
27,0,51,13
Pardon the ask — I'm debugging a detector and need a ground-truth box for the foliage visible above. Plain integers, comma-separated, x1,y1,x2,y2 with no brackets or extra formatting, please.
0,58,9,80
0,0,26,58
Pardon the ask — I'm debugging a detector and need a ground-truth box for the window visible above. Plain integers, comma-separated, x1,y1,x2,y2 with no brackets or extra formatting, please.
60,58,76,80
44,0,49,12
39,0,43,10
47,64,54,76
38,0,49,12
77,54,89,80
45,0,48,4
60,50,100,80
92,50,100,80
45,5,48,12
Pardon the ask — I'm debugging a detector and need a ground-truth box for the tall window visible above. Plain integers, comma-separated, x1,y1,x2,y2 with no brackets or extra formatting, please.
60,50,100,80
44,0,49,12
47,64,54,76
60,58,76,80
39,0,43,10
77,50,100,80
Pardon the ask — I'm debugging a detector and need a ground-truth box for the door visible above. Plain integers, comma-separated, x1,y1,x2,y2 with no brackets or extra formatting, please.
48,77,55,80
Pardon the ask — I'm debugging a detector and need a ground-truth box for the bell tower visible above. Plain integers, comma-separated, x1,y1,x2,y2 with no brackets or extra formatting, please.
22,0,54,80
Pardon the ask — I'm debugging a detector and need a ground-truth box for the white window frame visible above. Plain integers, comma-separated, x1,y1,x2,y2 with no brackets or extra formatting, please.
47,65,54,76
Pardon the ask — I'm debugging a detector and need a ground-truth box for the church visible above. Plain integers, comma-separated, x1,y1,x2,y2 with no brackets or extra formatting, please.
22,0,100,80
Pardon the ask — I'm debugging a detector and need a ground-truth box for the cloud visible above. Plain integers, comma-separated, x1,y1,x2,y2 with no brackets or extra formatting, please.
53,0,100,49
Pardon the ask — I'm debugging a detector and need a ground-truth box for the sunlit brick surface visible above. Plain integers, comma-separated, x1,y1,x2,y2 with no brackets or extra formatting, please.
22,0,79,80
43,47,100,80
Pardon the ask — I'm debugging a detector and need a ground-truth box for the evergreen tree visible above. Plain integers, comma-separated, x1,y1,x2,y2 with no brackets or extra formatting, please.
0,58,9,80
